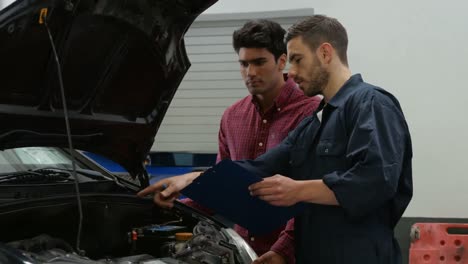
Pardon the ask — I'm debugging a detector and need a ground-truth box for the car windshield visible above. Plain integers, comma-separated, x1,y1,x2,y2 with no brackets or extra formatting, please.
0,147,86,174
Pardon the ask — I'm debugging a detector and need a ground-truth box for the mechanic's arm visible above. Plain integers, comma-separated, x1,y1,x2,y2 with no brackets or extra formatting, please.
140,135,295,209
251,94,410,219
320,95,409,218
139,116,308,209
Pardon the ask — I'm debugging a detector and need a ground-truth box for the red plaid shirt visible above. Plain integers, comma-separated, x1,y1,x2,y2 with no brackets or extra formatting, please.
184,78,320,263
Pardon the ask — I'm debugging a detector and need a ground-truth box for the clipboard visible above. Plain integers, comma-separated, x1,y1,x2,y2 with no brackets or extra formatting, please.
181,159,304,235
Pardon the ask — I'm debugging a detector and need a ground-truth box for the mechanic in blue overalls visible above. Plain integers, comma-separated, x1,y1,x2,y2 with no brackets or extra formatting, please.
245,14,413,264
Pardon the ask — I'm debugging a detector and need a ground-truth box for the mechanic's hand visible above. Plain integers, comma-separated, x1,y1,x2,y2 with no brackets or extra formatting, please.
252,251,286,264
249,174,300,207
137,172,201,208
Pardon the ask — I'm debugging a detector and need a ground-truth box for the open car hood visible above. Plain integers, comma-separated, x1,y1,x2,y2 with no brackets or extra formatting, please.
0,0,216,182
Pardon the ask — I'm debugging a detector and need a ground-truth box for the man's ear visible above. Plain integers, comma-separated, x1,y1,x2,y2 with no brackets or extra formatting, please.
317,42,333,65
278,53,287,71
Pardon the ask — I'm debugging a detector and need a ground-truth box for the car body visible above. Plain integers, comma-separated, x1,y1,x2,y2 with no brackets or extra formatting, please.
0,0,257,263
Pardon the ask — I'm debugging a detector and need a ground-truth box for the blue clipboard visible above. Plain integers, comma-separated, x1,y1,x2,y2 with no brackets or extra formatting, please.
181,159,304,235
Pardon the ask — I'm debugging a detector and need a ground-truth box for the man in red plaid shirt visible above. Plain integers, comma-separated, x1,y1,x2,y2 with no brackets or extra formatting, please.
214,20,320,264
140,19,320,264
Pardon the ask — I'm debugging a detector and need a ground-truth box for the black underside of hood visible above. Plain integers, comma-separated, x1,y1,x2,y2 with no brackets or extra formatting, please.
0,0,217,182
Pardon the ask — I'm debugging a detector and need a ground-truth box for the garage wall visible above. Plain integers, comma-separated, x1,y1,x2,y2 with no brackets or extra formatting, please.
0,0,8,9
152,9,314,153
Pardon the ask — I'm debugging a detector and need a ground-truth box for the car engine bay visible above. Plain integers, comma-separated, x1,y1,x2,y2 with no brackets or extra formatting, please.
0,195,255,264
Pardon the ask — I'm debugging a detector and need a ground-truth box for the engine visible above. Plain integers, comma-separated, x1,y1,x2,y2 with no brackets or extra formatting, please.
0,196,256,264
6,221,252,264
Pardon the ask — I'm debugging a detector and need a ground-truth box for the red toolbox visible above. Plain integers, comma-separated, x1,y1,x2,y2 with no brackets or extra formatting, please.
409,223,468,263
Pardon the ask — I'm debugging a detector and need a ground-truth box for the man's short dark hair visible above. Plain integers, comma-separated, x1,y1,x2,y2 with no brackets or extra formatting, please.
233,19,287,61
285,15,348,66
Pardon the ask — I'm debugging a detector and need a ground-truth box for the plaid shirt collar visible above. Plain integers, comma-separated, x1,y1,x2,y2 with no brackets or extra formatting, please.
250,77,298,114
